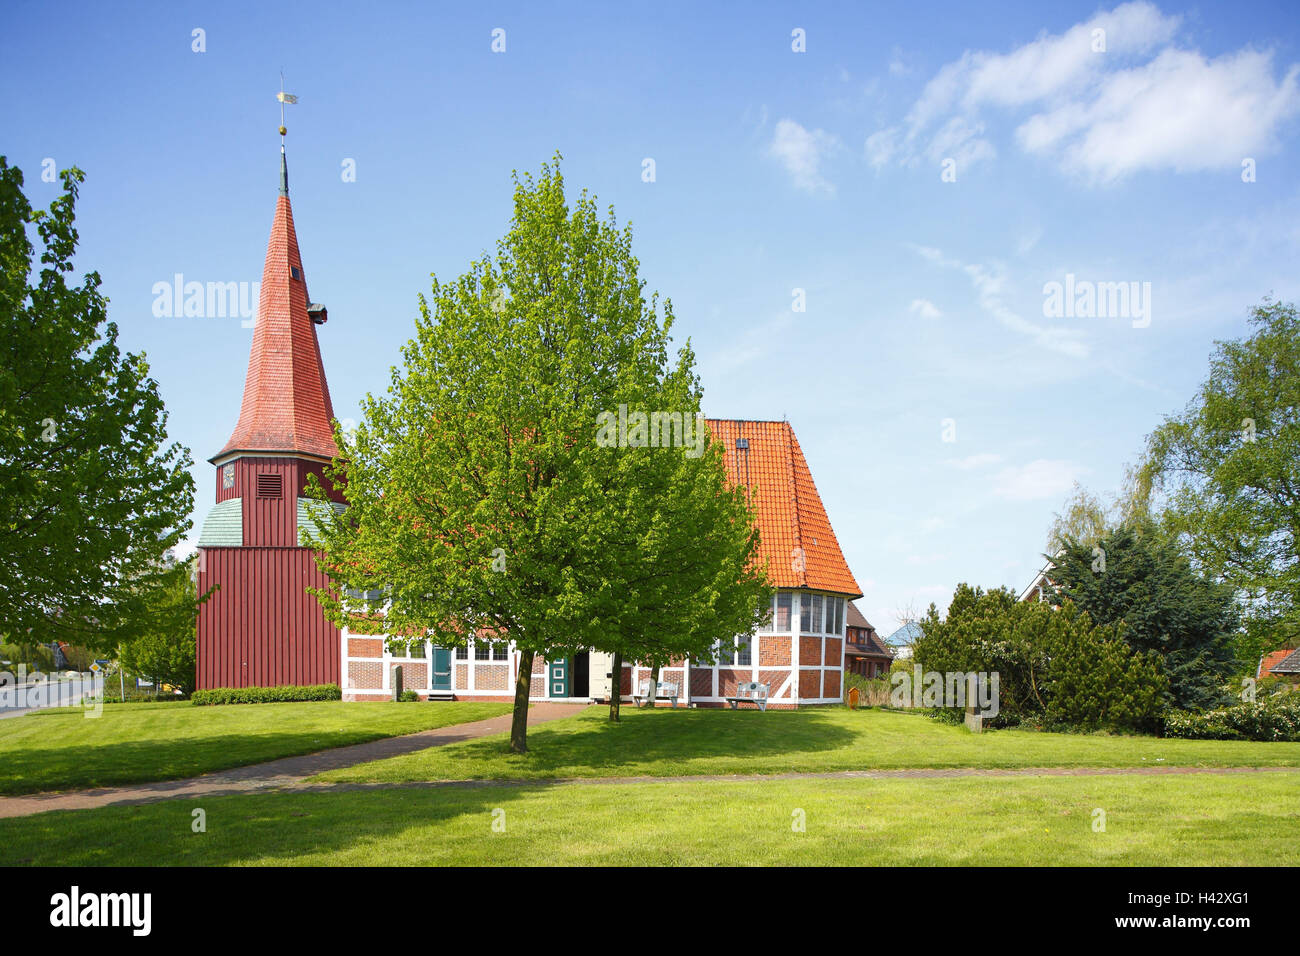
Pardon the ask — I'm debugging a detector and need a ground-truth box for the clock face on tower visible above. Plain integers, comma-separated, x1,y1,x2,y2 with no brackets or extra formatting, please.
222,463,235,489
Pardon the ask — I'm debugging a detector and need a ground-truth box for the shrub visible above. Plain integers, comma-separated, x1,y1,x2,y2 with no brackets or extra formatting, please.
1163,696,1300,741
397,690,419,702
913,584,1166,732
191,684,342,705
843,672,891,707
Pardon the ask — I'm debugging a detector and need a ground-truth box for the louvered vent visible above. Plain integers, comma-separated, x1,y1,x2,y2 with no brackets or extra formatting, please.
256,473,283,499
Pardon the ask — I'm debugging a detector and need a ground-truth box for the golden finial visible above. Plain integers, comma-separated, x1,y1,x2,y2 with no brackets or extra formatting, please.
276,71,297,143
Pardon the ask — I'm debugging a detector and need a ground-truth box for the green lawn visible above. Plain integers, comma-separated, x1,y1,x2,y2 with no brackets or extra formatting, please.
314,705,1300,786
2,772,1296,866
0,700,511,795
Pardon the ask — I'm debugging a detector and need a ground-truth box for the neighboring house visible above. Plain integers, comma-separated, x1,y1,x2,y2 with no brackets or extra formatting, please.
844,603,893,677
1019,558,1056,603
885,621,920,660
196,141,865,709
1258,647,1300,685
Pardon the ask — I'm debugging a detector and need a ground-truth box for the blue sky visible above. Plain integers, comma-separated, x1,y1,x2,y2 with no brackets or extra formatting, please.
4,1,1298,636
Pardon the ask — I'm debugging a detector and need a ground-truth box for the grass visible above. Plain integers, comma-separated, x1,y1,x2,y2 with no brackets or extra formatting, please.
2,773,1297,866
314,705,1300,785
0,700,511,795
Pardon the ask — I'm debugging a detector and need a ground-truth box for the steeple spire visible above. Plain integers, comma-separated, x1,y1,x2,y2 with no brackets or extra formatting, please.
212,96,336,465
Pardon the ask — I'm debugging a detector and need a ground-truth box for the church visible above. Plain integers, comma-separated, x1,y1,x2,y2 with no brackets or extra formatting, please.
196,142,863,708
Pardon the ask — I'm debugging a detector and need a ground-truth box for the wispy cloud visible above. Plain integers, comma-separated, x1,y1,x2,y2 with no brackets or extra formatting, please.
911,244,1089,358
865,1,1300,182
942,453,1002,470
992,458,1081,500
909,298,942,319
768,118,839,193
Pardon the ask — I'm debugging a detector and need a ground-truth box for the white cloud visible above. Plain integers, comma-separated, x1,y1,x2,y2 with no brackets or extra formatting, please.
943,453,1002,470
768,118,839,193
909,298,942,319
865,1,1300,181
992,458,1080,500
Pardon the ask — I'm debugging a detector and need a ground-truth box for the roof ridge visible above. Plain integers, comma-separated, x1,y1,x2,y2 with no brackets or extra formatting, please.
783,422,807,588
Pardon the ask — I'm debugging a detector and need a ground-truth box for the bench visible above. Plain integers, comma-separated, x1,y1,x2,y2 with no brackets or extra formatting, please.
725,681,770,712
633,679,680,708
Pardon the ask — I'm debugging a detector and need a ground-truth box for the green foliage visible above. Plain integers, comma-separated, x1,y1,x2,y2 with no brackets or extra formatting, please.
0,641,56,671
306,155,765,749
1164,695,1300,741
1047,482,1110,552
914,584,1166,732
397,690,419,702
1042,604,1166,733
1046,525,1239,711
117,559,200,695
843,671,892,707
191,684,341,706
1143,299,1300,663
0,158,195,651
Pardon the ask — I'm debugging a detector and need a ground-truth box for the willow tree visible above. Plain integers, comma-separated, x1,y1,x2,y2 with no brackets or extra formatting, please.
311,156,750,752
1142,299,1300,665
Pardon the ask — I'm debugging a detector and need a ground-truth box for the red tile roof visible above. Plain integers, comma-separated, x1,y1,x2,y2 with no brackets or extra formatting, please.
1260,647,1300,678
215,152,338,462
706,419,860,598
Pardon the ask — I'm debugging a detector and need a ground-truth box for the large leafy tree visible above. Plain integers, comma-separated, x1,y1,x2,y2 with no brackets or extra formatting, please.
582,343,769,720
0,159,195,650
310,157,763,751
1142,300,1300,664
1045,526,1239,711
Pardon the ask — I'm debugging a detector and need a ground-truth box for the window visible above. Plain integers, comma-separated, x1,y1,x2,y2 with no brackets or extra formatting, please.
811,594,823,634
475,641,491,661
256,473,282,499
757,594,774,634
290,266,302,280
775,593,792,631
800,594,812,633
736,636,752,666
455,645,468,660
834,598,844,634
403,640,427,659
492,642,509,661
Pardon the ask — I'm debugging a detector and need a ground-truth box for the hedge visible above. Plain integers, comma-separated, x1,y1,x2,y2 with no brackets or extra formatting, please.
190,684,342,706
1163,695,1300,741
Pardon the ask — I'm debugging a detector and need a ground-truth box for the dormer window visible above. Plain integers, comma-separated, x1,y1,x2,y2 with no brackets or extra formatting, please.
290,266,301,280
256,473,283,499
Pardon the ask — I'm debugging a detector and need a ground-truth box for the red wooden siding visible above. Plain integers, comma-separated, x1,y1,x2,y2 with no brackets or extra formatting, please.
197,546,340,688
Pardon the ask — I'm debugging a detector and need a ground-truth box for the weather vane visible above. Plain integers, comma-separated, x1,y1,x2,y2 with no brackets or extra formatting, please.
276,71,297,143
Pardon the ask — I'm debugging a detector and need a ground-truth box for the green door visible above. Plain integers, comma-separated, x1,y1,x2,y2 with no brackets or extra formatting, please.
431,648,452,691
549,658,569,698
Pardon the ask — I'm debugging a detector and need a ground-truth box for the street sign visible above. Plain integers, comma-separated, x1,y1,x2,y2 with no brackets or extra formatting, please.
91,659,110,673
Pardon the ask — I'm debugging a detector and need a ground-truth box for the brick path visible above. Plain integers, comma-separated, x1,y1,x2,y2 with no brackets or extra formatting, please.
3,704,1295,819
0,702,587,819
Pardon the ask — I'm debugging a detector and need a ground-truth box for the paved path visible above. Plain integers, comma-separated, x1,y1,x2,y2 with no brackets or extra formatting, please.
0,702,587,819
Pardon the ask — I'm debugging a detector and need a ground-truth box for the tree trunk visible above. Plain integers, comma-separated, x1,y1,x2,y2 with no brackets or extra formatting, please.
608,651,622,721
648,662,660,710
510,650,534,754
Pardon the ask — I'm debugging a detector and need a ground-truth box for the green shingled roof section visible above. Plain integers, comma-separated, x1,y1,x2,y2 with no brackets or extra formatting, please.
298,499,346,545
197,498,243,547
